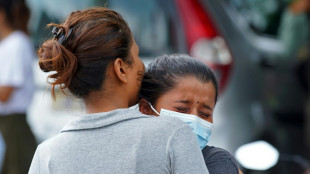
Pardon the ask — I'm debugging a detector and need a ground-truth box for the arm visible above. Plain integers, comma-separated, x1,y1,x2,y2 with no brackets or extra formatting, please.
202,146,240,174
0,86,14,102
167,124,209,174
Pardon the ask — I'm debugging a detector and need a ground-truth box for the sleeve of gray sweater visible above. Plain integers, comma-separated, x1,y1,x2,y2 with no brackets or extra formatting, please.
167,124,209,174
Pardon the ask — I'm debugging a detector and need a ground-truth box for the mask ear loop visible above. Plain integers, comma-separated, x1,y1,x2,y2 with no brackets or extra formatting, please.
148,102,160,116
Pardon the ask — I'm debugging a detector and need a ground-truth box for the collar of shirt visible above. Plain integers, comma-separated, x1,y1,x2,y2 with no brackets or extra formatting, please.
61,108,148,132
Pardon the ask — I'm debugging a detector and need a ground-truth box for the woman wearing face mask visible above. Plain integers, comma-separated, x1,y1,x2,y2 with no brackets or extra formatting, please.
29,8,208,174
139,54,243,174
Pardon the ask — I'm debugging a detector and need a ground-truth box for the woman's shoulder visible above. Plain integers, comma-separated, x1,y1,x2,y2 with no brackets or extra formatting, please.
147,113,188,126
120,108,189,127
144,113,191,133
134,111,191,133
119,109,194,141
202,146,239,174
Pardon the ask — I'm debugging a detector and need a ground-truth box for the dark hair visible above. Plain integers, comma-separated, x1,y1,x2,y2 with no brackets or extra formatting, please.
139,54,218,105
38,7,133,99
0,0,30,33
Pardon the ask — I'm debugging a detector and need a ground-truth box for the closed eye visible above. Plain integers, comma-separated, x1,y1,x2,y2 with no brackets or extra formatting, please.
175,107,189,113
199,112,211,118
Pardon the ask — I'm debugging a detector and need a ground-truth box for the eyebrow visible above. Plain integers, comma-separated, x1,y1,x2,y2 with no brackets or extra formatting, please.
175,100,190,104
202,104,212,110
175,100,212,110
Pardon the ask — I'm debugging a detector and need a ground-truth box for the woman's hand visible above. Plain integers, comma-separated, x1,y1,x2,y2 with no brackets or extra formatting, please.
0,86,14,102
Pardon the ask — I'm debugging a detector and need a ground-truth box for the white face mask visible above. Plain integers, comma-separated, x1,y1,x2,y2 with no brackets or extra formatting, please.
148,102,214,149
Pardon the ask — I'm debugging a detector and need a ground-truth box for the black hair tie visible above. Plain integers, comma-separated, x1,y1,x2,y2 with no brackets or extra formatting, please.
52,27,73,45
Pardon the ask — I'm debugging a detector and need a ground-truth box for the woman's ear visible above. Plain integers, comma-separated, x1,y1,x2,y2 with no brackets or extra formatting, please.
139,98,156,116
113,58,129,83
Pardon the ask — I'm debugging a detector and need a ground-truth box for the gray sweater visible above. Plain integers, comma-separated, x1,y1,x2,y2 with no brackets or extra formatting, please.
29,108,209,174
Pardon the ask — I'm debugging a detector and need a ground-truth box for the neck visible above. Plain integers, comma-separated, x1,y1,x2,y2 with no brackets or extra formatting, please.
84,94,129,114
84,83,129,114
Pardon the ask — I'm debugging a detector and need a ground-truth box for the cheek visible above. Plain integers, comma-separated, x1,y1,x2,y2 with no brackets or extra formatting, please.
154,100,165,111
154,99,175,112
136,70,144,83
199,115,213,124
208,116,213,123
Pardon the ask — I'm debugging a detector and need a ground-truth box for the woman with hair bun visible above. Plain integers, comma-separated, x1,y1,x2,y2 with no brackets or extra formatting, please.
29,7,209,174
0,0,37,173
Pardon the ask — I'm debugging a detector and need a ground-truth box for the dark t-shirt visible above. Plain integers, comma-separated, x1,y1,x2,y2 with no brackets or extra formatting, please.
202,146,239,174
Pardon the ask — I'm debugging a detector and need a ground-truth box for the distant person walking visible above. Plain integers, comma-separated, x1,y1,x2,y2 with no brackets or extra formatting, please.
0,0,37,173
278,0,310,146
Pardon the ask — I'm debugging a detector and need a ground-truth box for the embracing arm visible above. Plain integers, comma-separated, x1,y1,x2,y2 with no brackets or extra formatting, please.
202,146,241,174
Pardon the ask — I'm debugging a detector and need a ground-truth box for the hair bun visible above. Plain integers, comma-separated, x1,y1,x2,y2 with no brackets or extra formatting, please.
38,38,78,98
38,40,55,72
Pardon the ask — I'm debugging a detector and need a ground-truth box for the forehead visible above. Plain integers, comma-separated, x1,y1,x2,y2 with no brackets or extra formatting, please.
131,39,138,50
162,76,216,103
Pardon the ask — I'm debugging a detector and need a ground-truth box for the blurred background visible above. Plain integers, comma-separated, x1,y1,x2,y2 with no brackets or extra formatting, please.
1,0,310,173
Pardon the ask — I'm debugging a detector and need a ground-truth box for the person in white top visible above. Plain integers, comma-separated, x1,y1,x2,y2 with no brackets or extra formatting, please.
0,0,37,173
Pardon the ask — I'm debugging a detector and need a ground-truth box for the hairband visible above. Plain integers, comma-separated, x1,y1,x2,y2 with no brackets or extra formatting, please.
52,27,73,45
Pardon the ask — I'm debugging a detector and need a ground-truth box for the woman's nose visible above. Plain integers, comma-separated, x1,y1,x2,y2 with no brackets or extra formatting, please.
190,109,199,117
